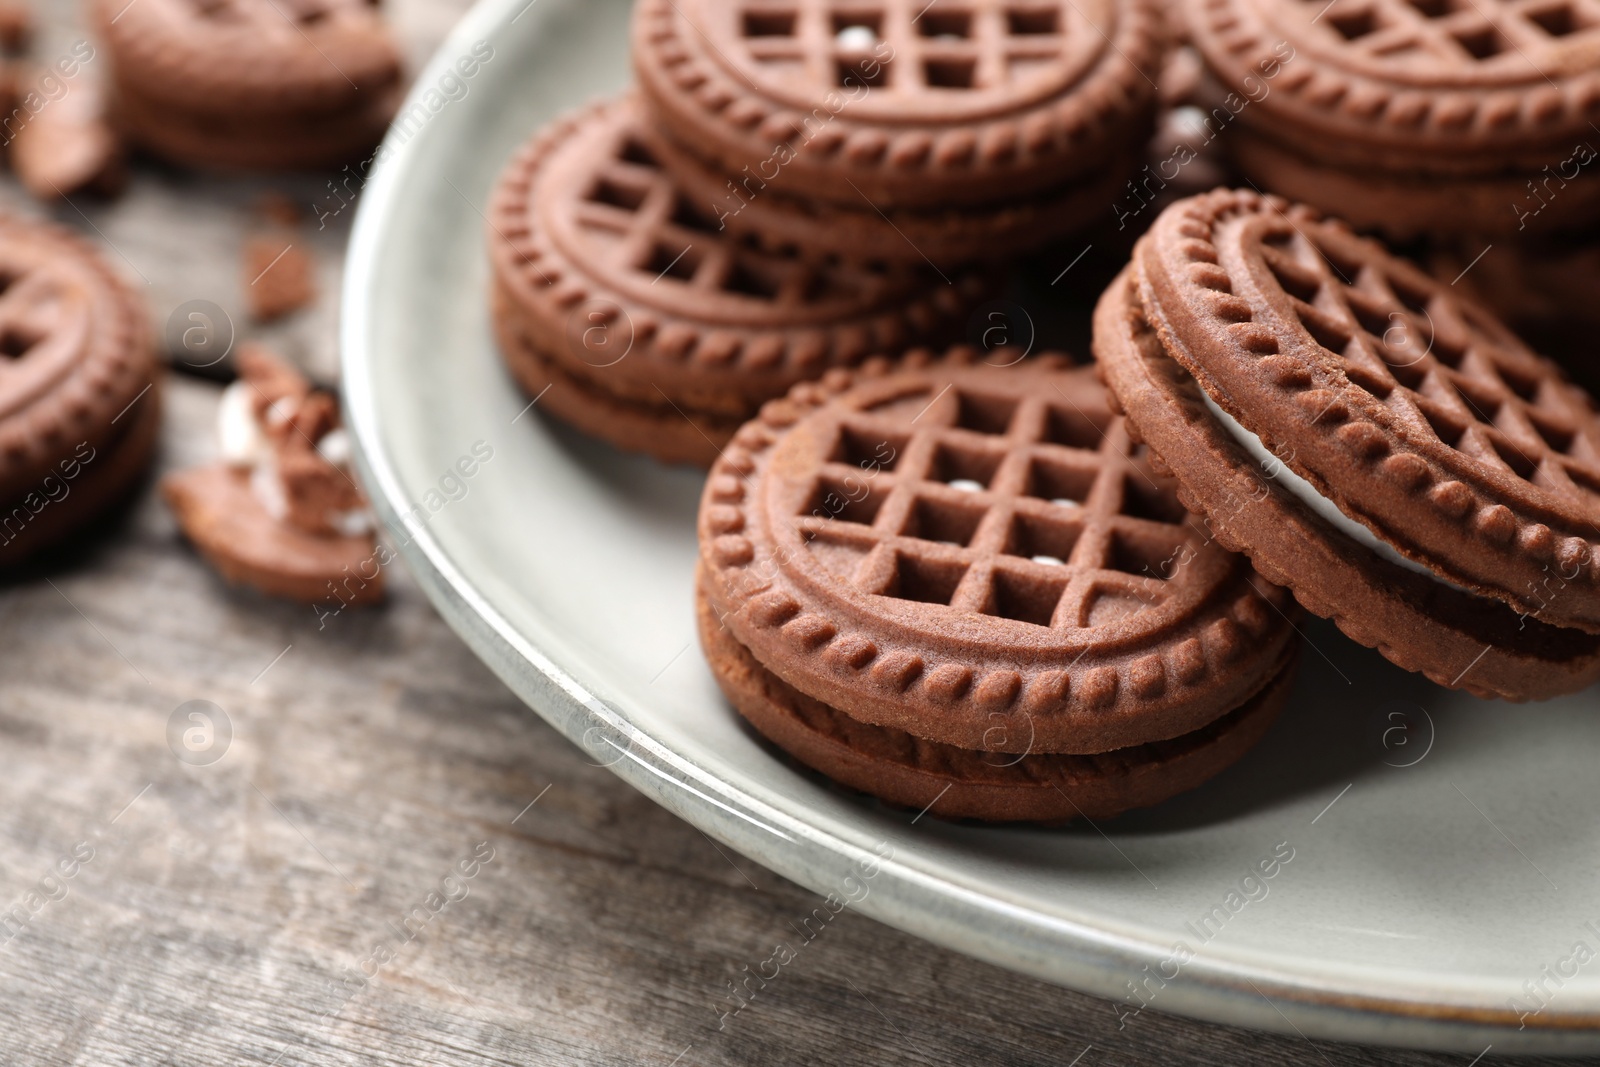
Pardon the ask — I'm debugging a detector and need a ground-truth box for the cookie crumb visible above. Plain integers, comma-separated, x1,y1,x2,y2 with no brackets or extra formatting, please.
254,192,303,228
243,235,316,322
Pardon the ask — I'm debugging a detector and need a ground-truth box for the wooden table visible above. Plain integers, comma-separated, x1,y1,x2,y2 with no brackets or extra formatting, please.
0,3,1575,1065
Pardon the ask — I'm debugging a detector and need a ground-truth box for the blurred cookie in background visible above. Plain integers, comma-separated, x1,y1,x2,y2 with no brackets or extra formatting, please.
1431,233,1600,394
7,66,125,201
93,0,402,170
1188,0,1600,238
0,212,159,567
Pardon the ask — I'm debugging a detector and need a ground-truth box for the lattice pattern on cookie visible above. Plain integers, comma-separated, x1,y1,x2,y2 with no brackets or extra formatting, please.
1295,0,1600,65
1253,224,1600,506
0,257,82,366
736,0,1071,91
573,122,903,306
0,217,152,503
794,381,1198,631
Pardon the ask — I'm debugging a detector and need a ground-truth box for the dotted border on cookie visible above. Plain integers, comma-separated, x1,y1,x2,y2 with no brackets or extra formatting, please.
1191,0,1600,151
698,347,1297,749
632,0,1166,185
486,98,987,381
0,216,154,497
1141,188,1600,617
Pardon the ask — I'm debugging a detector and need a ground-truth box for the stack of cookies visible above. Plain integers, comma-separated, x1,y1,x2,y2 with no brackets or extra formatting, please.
477,3,1600,823
696,354,1302,822
488,0,1165,466
1186,0,1600,238
696,188,1600,824
93,0,402,170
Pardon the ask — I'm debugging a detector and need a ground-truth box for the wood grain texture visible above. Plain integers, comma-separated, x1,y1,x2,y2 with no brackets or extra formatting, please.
0,3,1580,1066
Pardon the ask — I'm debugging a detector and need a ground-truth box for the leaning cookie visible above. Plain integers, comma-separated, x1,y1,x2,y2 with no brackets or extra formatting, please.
489,96,985,467
0,214,158,567
93,0,401,170
697,352,1300,822
164,346,383,606
1093,189,1600,700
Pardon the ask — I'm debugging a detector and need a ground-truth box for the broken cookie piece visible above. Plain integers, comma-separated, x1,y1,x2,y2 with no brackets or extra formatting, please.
164,345,384,607
243,234,316,322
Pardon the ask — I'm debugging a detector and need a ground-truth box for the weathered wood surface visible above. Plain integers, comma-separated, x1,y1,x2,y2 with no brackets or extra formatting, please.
0,3,1584,1065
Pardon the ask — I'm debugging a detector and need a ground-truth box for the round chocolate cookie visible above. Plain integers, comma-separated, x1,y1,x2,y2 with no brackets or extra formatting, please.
1094,188,1600,700
0,390,160,567
1188,0,1600,235
94,0,401,170
488,96,984,466
0,214,159,568
632,0,1164,211
698,352,1301,757
698,571,1297,822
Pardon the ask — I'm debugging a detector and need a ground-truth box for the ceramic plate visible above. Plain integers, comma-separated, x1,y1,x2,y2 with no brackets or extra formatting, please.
342,0,1600,1052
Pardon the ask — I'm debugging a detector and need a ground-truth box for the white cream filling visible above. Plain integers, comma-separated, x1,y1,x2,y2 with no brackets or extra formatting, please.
1169,106,1211,145
265,396,298,430
1194,384,1471,592
315,428,353,468
217,381,268,468
218,384,374,536
249,456,288,523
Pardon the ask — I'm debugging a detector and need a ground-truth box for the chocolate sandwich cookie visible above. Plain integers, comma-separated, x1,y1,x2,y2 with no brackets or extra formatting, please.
0,214,158,567
696,353,1300,821
93,0,401,170
1094,189,1600,700
697,572,1295,821
645,120,1135,266
488,96,984,467
632,0,1164,212
1188,0,1600,237
164,346,383,605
